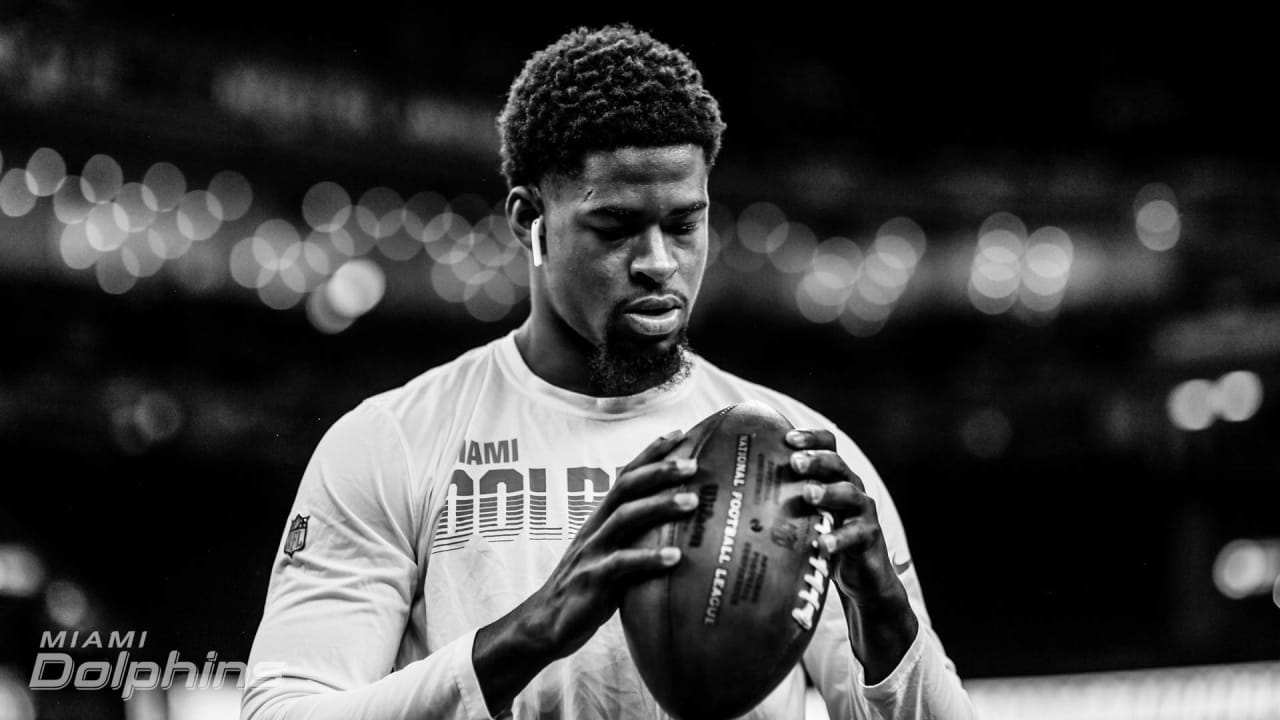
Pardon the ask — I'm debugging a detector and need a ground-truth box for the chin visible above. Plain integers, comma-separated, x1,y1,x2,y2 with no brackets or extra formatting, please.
588,324,691,396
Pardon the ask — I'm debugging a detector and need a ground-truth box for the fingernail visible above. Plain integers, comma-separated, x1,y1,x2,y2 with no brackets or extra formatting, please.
786,430,806,447
804,483,824,504
660,429,684,442
675,458,697,474
820,534,839,555
674,492,699,510
791,451,811,473
660,547,681,566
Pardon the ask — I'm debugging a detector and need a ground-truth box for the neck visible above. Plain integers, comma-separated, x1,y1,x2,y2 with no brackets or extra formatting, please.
514,308,599,396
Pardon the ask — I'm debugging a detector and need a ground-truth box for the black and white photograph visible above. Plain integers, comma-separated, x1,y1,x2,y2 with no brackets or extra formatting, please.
0,5,1277,719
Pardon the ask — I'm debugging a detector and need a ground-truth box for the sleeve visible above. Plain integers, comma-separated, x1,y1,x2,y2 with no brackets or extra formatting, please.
241,402,494,720
801,435,979,720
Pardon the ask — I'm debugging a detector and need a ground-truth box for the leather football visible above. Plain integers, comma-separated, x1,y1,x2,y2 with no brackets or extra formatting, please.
621,400,835,720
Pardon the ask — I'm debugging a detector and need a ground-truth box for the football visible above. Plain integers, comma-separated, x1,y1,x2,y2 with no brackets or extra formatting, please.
620,400,836,720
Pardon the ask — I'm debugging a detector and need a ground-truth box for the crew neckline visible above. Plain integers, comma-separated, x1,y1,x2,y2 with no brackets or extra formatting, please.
493,329,698,420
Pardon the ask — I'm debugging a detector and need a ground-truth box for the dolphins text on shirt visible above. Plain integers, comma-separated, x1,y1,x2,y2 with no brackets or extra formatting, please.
431,462,626,554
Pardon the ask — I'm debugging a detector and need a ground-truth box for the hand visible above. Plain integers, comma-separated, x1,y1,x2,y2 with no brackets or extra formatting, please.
784,429,901,605
473,430,698,712
785,428,919,684
523,429,700,656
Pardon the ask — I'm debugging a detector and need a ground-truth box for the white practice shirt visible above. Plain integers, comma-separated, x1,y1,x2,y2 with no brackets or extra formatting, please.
243,330,977,720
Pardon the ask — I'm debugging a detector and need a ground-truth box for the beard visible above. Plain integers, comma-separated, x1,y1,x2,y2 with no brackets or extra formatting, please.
586,322,692,397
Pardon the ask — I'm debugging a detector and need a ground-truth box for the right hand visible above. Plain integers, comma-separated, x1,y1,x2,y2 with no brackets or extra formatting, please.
473,430,698,713
525,429,699,657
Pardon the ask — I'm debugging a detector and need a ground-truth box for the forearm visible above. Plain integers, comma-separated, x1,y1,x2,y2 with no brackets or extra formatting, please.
840,585,919,685
471,596,561,716
243,630,491,720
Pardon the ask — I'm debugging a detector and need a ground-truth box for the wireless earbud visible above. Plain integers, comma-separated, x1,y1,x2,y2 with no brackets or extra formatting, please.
530,216,544,267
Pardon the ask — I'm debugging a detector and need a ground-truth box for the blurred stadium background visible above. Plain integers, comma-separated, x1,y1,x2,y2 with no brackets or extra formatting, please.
1,4,1278,718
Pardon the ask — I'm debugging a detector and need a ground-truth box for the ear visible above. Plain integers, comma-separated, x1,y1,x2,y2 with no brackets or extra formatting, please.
505,185,542,254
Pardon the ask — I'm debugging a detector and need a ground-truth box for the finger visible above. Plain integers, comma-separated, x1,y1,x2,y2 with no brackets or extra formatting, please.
596,487,699,547
817,516,882,557
621,429,687,475
802,480,872,517
595,546,683,582
582,456,693,536
784,428,836,451
790,450,866,493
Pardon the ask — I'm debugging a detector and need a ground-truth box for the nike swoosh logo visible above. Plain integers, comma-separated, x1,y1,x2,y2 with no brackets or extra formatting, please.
891,556,913,575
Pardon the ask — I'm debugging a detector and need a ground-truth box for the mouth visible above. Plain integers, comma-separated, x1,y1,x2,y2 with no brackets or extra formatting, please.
620,296,684,337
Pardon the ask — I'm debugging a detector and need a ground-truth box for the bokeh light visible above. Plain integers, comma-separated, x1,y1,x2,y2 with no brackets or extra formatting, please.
302,181,352,233
0,667,36,720
1213,539,1280,599
325,258,385,318
177,190,223,241
1215,370,1263,422
471,215,518,268
142,161,187,212
58,222,98,270
53,174,94,224
44,579,90,627
1134,182,1181,252
208,170,253,221
403,190,448,242
95,248,138,294
355,186,405,240
306,286,355,334
80,153,123,203
122,231,165,279
430,258,467,302
737,201,787,254
1167,379,1215,431
85,202,127,251
258,276,304,310
1019,226,1073,315
114,182,159,232
424,213,474,265
970,213,1028,315
768,222,819,274
0,168,37,217
0,545,46,598
148,211,194,260
24,146,66,196
795,237,863,325
705,202,735,268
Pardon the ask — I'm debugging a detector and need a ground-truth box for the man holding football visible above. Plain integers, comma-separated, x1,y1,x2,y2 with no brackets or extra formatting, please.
244,24,976,720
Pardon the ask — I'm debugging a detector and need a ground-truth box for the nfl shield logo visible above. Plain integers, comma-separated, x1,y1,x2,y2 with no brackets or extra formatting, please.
284,514,309,557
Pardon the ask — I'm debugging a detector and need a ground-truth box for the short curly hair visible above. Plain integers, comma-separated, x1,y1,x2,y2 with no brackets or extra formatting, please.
497,24,726,189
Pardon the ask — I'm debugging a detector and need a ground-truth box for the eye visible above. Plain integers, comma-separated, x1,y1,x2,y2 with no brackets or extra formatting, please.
592,226,632,243
667,219,702,237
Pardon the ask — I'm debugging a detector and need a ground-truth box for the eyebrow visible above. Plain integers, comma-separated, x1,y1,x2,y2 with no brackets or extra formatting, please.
584,200,709,221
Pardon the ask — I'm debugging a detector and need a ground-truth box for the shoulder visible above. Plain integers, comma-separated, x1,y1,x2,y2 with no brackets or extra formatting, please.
360,334,506,423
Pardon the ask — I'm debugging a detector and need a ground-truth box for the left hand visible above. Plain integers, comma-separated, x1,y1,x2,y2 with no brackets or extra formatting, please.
784,429,904,606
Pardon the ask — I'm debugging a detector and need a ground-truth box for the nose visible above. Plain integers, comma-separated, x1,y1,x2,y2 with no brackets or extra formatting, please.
631,227,678,285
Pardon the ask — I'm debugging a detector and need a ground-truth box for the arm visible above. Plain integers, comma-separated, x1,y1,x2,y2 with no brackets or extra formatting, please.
243,403,492,720
244,409,697,720
789,429,978,720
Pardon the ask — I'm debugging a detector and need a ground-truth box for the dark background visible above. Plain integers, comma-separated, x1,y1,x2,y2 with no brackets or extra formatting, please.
1,4,1278,717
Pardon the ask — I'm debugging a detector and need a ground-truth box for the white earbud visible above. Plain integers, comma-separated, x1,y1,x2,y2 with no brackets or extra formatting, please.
530,217,544,267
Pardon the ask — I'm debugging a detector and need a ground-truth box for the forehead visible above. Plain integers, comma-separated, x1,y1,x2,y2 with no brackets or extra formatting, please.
547,145,708,208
